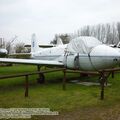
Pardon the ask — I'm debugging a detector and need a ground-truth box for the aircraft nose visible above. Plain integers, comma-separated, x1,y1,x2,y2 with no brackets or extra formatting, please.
91,44,120,58
90,45,120,70
0,49,8,54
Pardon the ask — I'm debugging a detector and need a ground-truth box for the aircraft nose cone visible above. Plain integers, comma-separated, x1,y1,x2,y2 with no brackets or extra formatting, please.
90,45,120,70
0,49,7,54
91,44,120,57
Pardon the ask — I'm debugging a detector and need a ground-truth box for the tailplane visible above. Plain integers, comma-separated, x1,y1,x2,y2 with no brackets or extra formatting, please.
56,37,63,45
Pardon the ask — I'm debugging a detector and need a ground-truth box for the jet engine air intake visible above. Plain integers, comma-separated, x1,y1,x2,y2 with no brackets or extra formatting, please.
64,53,80,69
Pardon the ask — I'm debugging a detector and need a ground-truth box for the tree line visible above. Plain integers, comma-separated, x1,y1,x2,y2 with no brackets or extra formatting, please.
51,22,120,45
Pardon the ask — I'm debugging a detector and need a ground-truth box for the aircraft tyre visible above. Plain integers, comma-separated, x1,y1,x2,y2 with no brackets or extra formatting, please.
37,73,45,84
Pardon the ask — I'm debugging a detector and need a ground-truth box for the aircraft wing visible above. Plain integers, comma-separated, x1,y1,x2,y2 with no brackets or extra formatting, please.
0,58,64,66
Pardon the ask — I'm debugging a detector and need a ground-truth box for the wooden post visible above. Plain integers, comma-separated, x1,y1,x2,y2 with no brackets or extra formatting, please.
25,75,29,97
63,69,66,90
112,71,114,78
100,72,106,100
100,79,104,100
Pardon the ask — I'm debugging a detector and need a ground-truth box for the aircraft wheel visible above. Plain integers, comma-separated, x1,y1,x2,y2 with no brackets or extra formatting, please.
80,73,88,77
37,73,45,84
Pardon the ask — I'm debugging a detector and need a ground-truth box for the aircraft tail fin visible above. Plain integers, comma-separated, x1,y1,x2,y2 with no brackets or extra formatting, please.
56,37,63,45
31,33,39,53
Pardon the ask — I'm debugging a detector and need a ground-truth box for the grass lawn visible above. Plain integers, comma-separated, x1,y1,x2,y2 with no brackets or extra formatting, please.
0,65,120,120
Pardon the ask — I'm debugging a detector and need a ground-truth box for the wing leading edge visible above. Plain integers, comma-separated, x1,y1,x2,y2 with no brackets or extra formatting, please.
0,58,64,66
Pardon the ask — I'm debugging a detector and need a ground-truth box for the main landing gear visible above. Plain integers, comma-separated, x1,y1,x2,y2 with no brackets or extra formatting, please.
37,65,45,84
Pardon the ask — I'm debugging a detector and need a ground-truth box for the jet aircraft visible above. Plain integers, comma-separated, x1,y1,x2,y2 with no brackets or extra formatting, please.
0,34,120,71
0,48,7,57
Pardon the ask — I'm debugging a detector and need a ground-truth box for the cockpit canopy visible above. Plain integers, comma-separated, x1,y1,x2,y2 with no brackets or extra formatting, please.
67,36,102,54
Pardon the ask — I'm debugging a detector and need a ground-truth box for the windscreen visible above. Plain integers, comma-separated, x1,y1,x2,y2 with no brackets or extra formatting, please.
67,36,102,54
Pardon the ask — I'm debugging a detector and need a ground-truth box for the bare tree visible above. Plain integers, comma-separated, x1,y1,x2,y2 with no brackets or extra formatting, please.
50,34,58,44
59,34,70,44
76,23,120,44
6,36,17,54
50,34,70,44
6,41,12,54
14,43,25,53
117,22,120,42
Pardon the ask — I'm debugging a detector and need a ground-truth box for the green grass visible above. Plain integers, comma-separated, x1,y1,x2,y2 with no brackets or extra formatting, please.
0,65,120,119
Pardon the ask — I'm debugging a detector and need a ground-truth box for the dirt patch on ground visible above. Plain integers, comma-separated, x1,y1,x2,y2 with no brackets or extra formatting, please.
32,105,120,120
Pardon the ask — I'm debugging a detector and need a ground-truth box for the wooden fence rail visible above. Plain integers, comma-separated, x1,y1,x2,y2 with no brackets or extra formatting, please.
0,67,119,100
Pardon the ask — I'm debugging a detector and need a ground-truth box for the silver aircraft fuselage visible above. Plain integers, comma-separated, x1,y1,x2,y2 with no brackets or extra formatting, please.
31,44,120,71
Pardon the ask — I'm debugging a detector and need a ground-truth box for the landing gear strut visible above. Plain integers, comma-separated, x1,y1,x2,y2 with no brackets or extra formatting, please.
37,65,45,84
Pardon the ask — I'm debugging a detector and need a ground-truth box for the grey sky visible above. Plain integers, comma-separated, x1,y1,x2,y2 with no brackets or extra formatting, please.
0,0,120,44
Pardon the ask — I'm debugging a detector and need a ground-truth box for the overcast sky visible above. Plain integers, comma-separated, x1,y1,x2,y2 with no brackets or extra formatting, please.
0,0,120,44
